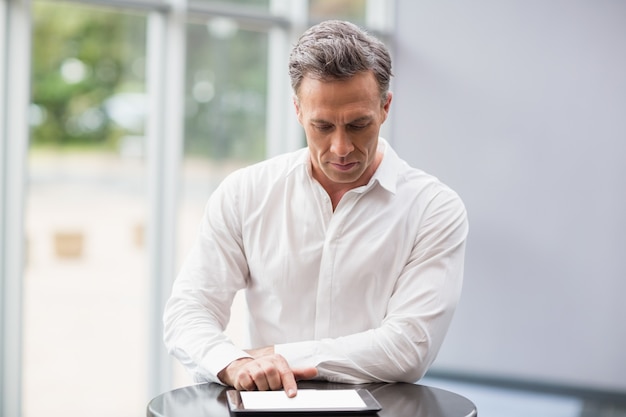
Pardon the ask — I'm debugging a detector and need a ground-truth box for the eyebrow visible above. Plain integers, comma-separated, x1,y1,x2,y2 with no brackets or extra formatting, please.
310,116,373,125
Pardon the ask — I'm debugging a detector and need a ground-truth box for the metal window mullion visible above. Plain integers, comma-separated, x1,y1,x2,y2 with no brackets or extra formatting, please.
43,0,171,13
187,0,288,28
1,0,31,416
145,0,186,399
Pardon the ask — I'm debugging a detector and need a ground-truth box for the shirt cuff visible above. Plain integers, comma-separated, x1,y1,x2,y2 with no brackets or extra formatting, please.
275,340,319,369
200,343,252,383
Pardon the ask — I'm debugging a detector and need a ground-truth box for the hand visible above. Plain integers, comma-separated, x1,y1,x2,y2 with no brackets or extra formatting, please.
217,348,317,397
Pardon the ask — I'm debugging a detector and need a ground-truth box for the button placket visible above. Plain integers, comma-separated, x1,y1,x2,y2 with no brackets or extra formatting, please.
313,192,361,338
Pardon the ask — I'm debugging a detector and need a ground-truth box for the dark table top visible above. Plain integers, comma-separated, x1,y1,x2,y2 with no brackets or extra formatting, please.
147,381,477,417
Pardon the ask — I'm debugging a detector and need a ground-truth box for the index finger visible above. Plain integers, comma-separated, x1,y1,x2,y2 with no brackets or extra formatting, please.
276,359,298,398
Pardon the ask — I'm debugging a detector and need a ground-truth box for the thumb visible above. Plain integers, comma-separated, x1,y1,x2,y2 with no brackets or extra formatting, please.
293,367,318,381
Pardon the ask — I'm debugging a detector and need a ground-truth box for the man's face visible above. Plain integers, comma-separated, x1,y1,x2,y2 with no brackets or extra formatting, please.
294,71,392,190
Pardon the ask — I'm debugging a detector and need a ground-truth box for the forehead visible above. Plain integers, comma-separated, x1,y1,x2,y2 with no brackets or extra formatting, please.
297,72,381,110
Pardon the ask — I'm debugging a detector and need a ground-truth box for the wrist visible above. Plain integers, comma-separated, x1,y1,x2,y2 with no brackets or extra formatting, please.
246,345,275,358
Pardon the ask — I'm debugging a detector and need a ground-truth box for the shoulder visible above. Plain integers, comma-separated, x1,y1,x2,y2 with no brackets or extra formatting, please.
221,147,308,189
213,148,309,210
384,150,466,223
382,143,462,205
206,148,309,222
403,166,461,200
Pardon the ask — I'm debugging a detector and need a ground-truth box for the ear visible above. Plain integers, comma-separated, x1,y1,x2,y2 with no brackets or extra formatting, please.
293,95,303,125
381,91,393,123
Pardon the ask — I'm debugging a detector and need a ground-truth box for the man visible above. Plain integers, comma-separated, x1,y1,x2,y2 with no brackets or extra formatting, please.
164,20,468,398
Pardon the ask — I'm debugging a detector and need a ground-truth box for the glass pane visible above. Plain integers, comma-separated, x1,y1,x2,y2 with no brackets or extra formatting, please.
172,18,270,386
190,0,269,9
184,18,268,162
309,0,367,24
25,2,149,417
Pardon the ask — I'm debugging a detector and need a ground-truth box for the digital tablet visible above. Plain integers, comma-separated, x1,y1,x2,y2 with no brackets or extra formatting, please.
226,389,382,415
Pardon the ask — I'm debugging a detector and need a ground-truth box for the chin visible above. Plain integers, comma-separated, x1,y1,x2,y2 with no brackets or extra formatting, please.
329,172,364,184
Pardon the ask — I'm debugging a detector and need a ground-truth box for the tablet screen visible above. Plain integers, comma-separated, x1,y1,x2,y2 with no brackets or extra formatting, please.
226,389,382,414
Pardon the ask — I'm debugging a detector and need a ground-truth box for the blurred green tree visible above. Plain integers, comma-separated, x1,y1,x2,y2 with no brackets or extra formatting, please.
31,1,146,150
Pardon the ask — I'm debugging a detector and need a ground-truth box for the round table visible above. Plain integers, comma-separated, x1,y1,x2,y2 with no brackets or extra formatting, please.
147,381,477,417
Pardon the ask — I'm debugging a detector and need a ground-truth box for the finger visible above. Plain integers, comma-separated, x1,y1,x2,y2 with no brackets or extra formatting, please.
259,366,283,392
259,354,297,396
293,367,318,381
252,356,293,393
277,366,298,397
235,370,257,391
282,375,298,397
247,363,271,391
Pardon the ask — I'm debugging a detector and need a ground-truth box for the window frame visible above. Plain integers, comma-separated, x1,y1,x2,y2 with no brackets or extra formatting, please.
1,0,32,416
0,0,394,415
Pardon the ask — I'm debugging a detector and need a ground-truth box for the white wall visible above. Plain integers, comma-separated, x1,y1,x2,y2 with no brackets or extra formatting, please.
390,0,626,392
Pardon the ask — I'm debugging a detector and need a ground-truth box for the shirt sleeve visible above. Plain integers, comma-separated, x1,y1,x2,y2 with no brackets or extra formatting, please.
163,172,251,384
275,187,468,384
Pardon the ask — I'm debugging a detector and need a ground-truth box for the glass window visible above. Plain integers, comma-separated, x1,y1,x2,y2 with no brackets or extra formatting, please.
25,2,149,416
309,0,367,25
184,18,268,164
176,22,270,385
180,16,269,217
193,0,268,4
5,0,394,410
189,0,270,11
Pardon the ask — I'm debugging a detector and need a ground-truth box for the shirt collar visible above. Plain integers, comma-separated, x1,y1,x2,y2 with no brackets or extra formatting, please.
369,137,398,195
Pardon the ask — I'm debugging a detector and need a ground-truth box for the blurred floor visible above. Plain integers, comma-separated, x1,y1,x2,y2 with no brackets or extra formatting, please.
22,150,243,417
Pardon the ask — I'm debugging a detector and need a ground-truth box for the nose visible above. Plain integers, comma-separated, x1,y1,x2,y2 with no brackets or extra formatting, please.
330,130,354,157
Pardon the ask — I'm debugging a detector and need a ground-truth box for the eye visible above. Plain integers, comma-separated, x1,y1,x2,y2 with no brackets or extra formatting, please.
349,123,369,130
314,123,333,132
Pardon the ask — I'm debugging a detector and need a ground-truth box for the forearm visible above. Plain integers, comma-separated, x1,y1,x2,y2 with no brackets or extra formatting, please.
163,238,250,382
276,315,450,384
164,175,252,382
163,288,251,382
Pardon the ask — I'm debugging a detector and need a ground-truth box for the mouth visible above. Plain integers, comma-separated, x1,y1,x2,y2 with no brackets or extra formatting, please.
330,161,358,172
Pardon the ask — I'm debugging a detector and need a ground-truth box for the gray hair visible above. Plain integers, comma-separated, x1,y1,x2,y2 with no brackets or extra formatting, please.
288,20,392,104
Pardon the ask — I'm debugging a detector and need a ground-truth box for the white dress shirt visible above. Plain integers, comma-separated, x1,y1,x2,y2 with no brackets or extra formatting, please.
163,138,468,385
